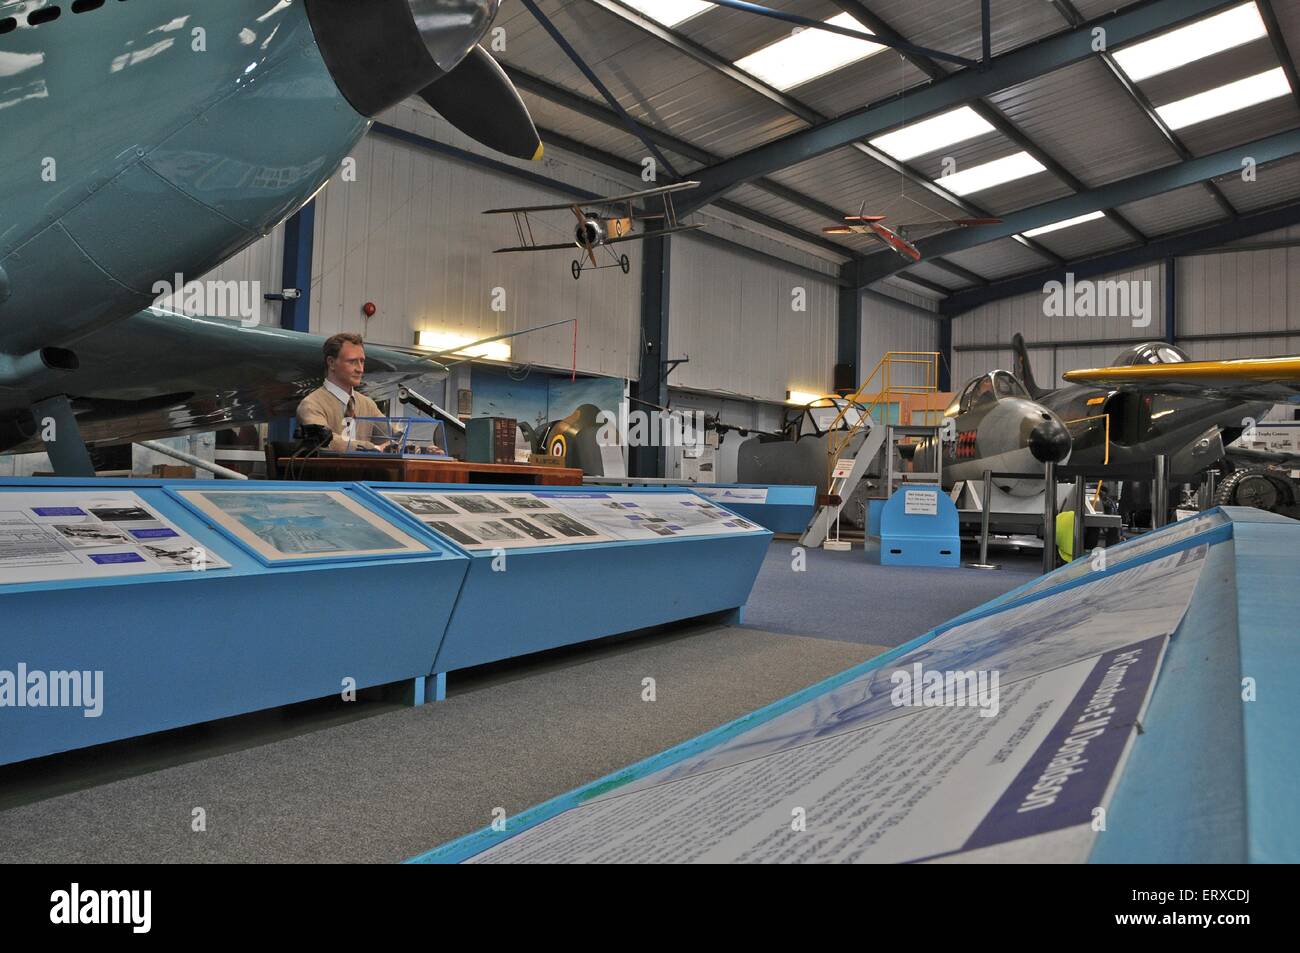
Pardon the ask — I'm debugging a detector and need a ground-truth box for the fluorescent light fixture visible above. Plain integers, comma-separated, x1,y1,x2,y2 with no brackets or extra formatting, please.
734,13,882,91
1113,3,1267,83
1022,210,1105,238
619,0,713,28
786,389,823,405
869,106,995,161
1155,67,1291,130
415,330,511,361
938,151,1046,196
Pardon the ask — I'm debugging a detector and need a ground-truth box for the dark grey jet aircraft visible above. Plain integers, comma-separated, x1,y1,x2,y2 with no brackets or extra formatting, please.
940,334,1288,510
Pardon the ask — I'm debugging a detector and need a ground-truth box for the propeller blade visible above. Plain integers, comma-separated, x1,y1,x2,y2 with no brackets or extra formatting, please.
587,247,598,268
823,226,856,234
419,46,543,161
843,214,887,222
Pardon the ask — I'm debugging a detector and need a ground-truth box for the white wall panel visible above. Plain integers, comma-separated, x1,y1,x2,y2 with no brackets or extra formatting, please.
859,295,941,390
953,263,1164,350
307,100,645,380
668,234,837,403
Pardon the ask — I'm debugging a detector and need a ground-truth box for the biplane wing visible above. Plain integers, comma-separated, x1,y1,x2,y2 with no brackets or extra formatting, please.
483,181,699,215
602,223,707,245
493,240,581,254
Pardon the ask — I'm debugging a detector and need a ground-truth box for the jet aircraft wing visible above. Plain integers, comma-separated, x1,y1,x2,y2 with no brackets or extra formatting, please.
1063,356,1300,403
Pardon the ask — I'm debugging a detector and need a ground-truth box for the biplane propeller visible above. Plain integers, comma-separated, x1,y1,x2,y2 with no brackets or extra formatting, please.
823,202,1001,262
484,181,704,279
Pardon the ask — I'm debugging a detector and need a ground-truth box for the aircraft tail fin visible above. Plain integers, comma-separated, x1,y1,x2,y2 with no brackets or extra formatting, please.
1012,333,1051,399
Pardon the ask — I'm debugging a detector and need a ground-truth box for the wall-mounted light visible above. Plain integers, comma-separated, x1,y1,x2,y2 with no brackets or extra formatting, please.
414,330,511,362
786,389,822,405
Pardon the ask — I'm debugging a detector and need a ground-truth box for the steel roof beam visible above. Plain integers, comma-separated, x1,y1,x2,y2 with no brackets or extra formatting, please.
1046,0,1239,219
588,0,1023,278
938,197,1300,314
504,66,854,227
857,126,1300,288
679,0,1239,211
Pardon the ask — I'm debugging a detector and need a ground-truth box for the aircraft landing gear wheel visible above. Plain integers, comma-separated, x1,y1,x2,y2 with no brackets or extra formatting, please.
1214,467,1283,511
571,260,582,280
619,254,630,274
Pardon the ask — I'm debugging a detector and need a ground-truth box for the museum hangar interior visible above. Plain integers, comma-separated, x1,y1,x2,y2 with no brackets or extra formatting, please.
0,0,1296,867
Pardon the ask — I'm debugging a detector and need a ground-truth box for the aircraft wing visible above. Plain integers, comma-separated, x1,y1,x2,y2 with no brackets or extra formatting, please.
0,309,445,454
493,240,579,253
603,223,706,245
482,181,699,215
1063,356,1300,403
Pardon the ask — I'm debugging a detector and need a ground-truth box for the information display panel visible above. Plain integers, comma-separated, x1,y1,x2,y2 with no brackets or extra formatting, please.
172,488,429,565
0,490,229,585
378,488,765,551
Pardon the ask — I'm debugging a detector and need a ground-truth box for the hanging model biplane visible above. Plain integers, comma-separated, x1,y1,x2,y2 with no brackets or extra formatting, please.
484,182,704,279
823,203,1002,262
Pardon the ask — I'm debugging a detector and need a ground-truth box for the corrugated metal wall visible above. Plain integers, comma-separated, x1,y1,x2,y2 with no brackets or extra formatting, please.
951,263,1164,387
859,289,941,390
1177,225,1300,359
668,233,837,403
302,100,644,379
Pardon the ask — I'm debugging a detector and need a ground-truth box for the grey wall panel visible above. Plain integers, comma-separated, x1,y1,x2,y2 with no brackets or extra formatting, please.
859,296,941,391
953,263,1164,348
191,229,284,325
1177,245,1300,337
306,101,644,380
668,234,837,403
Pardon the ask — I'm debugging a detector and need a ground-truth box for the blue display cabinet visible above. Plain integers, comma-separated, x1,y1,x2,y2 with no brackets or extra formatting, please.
361,484,773,677
878,483,961,568
0,478,468,766
688,484,816,534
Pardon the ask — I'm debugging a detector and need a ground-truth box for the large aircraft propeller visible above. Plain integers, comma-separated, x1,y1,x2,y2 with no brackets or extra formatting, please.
420,46,543,161
305,0,541,161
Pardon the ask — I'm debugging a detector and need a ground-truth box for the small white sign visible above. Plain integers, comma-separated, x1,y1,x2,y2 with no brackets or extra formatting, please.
832,458,854,479
903,489,938,516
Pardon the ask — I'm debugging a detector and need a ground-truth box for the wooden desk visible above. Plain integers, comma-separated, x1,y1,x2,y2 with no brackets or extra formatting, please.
278,455,583,486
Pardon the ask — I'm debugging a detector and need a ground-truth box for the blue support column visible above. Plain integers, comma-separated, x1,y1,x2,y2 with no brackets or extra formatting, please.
630,233,670,477
270,201,316,443
938,319,952,392
1164,257,1177,345
836,260,860,393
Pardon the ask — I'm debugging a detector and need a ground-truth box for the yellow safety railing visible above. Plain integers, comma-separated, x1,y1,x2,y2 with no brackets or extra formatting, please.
824,351,942,486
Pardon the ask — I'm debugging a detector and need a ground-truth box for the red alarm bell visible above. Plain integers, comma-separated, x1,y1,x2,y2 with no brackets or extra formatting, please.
362,302,377,318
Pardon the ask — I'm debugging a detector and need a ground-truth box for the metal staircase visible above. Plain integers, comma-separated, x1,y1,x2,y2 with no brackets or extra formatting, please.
799,352,944,549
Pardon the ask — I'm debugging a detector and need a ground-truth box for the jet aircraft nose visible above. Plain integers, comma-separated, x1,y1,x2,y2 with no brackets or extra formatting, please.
1028,415,1071,463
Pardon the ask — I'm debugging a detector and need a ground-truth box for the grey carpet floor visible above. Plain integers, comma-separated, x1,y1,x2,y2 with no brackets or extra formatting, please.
743,540,1041,646
0,623,882,864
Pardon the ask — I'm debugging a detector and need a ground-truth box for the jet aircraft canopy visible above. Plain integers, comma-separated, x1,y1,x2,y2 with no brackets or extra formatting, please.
791,397,867,438
944,371,1030,417
1109,343,1191,367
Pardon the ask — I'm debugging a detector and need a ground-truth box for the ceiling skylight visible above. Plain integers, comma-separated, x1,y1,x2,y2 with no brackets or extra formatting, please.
1022,210,1105,238
619,0,713,29
1155,67,1292,130
734,13,882,91
938,151,1046,196
1113,3,1268,83
869,106,996,161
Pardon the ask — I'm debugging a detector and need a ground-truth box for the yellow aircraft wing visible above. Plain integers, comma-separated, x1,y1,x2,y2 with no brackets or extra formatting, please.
1063,356,1300,403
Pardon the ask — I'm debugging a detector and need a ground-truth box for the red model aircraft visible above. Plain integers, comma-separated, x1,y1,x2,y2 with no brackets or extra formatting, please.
824,208,1001,262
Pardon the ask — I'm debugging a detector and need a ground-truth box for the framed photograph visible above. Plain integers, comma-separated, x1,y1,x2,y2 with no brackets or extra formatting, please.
171,489,430,565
